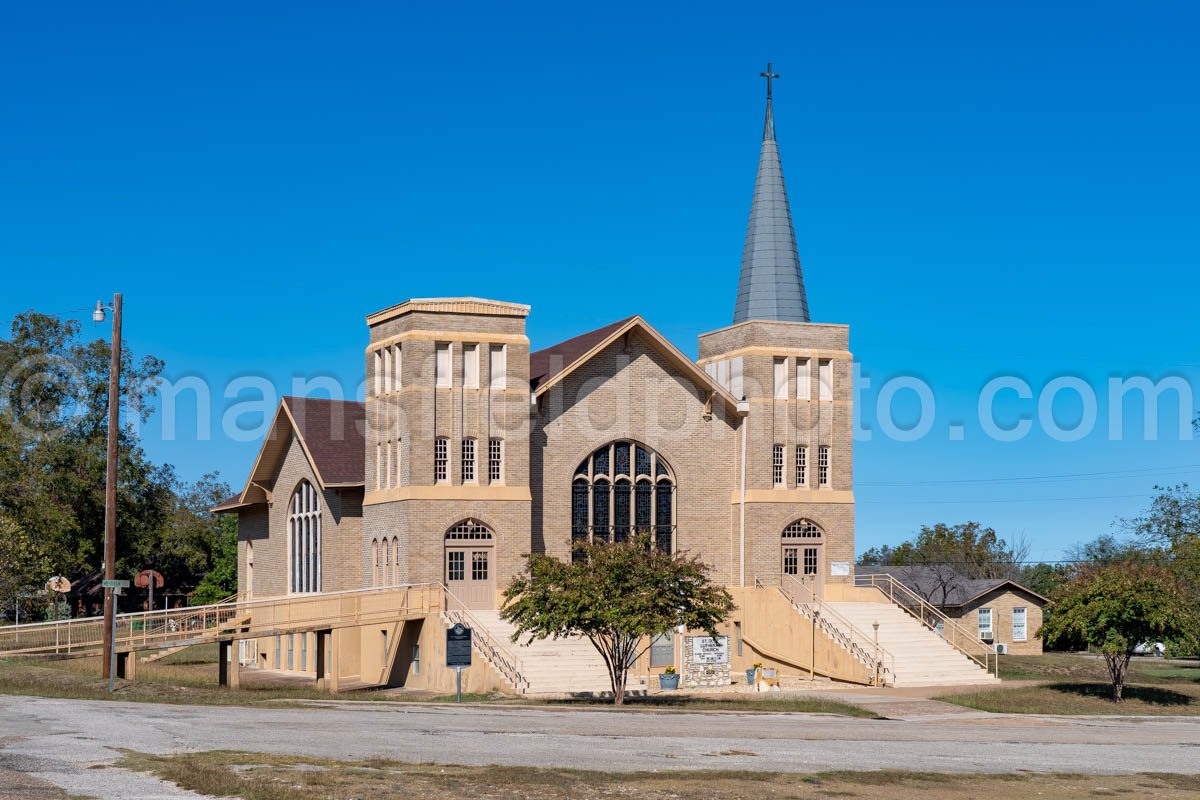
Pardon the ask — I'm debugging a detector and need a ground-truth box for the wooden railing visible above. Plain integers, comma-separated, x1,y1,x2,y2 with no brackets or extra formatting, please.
0,584,442,657
755,573,894,686
442,591,529,693
855,573,998,677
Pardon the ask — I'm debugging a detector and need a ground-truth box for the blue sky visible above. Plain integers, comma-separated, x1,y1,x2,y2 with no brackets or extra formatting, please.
2,1,1197,561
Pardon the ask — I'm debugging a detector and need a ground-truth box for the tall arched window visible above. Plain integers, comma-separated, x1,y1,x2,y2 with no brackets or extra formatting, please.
571,441,675,555
289,481,321,594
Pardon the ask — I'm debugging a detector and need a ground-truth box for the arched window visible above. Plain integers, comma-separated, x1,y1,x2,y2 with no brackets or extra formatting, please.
782,519,824,581
571,441,676,554
371,539,381,587
289,481,321,594
391,536,400,584
384,537,393,586
782,519,823,540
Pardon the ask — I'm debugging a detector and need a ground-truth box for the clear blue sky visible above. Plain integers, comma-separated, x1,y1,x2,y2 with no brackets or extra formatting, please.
2,1,1197,561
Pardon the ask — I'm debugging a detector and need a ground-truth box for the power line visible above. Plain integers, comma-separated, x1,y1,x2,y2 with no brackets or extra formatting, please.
860,464,1200,488
863,493,1149,505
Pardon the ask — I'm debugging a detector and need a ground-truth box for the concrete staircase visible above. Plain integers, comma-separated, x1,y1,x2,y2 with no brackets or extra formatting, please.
466,611,646,695
825,602,998,687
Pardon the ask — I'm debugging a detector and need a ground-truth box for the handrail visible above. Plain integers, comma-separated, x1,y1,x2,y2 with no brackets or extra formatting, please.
0,583,443,657
854,573,997,677
441,591,529,693
754,573,894,686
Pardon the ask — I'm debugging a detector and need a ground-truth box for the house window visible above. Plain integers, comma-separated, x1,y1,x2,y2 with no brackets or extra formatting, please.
773,444,784,487
649,632,674,668
488,438,503,483
1012,607,1027,642
795,445,808,486
288,481,321,594
490,345,507,389
818,446,830,487
818,359,833,401
797,358,811,400
571,440,675,552
464,343,480,388
978,608,993,640
461,438,476,483
434,438,449,483
435,343,452,388
774,357,788,399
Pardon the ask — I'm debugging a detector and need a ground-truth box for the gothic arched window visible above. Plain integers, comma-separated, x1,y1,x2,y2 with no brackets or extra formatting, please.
289,481,321,594
571,441,676,555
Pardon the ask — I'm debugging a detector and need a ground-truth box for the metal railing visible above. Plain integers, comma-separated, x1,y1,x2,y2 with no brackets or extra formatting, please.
755,573,894,686
0,583,442,657
855,573,998,677
442,589,529,693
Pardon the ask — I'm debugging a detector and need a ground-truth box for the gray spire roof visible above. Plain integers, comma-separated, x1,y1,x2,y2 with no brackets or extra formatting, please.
733,88,811,324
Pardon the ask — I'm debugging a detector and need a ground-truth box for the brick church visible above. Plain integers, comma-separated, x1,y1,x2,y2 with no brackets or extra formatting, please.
215,80,998,692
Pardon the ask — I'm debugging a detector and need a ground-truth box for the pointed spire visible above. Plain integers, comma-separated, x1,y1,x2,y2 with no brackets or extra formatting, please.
733,63,811,324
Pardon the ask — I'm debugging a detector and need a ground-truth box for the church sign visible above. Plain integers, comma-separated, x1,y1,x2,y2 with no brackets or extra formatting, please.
688,636,729,664
683,635,730,688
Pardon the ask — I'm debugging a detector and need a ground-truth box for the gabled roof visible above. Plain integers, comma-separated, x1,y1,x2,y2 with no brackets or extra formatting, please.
213,397,365,513
733,86,810,324
857,565,1049,607
530,316,742,415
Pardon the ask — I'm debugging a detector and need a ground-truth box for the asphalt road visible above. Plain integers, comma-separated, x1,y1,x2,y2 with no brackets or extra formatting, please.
1,694,1199,799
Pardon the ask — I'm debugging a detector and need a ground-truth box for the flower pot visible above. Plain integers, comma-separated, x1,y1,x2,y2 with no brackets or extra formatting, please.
746,668,758,685
659,672,680,690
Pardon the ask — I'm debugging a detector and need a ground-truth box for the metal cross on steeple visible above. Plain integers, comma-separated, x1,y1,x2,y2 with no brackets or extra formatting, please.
760,63,780,101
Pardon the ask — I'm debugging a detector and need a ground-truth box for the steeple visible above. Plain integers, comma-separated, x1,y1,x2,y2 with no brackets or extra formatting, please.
733,63,811,324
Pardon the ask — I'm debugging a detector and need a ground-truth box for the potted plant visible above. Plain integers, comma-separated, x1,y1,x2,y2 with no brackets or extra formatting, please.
746,662,762,686
659,666,680,690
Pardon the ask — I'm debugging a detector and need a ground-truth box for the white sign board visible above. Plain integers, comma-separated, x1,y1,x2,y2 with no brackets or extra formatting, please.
687,636,729,665
830,561,850,577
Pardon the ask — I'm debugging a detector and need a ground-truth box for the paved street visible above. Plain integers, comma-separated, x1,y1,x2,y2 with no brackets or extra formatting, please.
1,694,1199,798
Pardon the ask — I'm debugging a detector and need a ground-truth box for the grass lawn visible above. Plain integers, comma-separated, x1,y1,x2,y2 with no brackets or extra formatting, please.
114,750,1200,800
938,653,1200,715
0,652,874,717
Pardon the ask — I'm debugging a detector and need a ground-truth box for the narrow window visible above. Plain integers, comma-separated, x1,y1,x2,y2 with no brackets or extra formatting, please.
978,608,993,640
464,343,480,388
375,441,383,490
435,343,451,388
287,634,294,670
773,444,784,487
392,345,402,391
371,539,380,586
434,437,449,483
490,345,507,390
730,356,744,399
384,538,393,585
796,358,811,400
1012,607,1027,642
383,346,392,393
274,635,281,669
774,357,788,399
717,359,730,389
373,350,382,396
391,537,400,583
461,438,476,483
818,359,833,401
488,438,503,483
385,438,393,488
795,445,808,486
412,644,421,675
394,437,402,486
300,632,308,672
818,445,830,487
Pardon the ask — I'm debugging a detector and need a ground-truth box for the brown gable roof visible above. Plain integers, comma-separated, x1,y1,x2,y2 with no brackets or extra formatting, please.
282,396,365,486
213,397,365,513
529,316,636,390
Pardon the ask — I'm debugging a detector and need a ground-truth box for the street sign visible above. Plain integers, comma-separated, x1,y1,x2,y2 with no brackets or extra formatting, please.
446,623,472,668
101,579,130,589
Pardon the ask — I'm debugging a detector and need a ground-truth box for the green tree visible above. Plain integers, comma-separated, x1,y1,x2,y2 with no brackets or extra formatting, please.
190,513,238,606
502,534,735,705
1040,563,1199,702
1019,562,1068,598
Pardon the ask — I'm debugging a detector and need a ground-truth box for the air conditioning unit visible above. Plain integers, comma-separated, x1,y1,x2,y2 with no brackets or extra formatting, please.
994,643,1008,655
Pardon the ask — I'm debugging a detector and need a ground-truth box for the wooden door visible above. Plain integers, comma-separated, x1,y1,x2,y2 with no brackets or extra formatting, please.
446,546,494,610
782,543,824,597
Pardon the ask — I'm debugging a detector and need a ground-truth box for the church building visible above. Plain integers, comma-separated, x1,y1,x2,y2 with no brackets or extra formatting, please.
215,77,997,693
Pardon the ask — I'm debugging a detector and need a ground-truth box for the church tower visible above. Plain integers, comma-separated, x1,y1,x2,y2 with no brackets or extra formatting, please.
698,65,855,593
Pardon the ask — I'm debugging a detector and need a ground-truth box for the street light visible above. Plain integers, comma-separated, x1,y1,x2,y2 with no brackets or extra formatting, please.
95,294,123,683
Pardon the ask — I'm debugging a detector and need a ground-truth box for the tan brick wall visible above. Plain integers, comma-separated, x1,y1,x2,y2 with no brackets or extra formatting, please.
952,587,1044,655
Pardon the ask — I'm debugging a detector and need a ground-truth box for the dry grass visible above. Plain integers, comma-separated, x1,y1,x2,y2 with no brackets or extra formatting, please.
0,654,875,716
114,750,1200,800
940,654,1200,715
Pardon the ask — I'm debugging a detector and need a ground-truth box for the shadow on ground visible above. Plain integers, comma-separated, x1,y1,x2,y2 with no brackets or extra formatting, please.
1046,682,1193,706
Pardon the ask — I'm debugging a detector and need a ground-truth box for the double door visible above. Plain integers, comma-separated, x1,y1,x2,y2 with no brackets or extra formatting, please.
783,543,823,596
446,546,494,610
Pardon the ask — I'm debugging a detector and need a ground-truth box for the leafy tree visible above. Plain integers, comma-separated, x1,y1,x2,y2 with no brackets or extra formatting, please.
1040,563,1199,702
1019,562,1068,598
1066,533,1150,568
857,521,1028,607
502,534,735,705
191,513,238,606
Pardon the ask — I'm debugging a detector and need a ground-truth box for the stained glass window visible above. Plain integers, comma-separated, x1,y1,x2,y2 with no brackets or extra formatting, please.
574,441,674,551
613,480,631,541
592,481,610,542
614,442,630,476
635,446,651,477
635,480,652,528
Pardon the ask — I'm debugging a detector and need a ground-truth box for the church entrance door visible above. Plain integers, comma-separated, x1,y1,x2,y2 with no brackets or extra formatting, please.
444,521,495,611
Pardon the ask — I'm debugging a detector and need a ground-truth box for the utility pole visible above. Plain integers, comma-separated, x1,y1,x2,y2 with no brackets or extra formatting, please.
98,294,122,680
